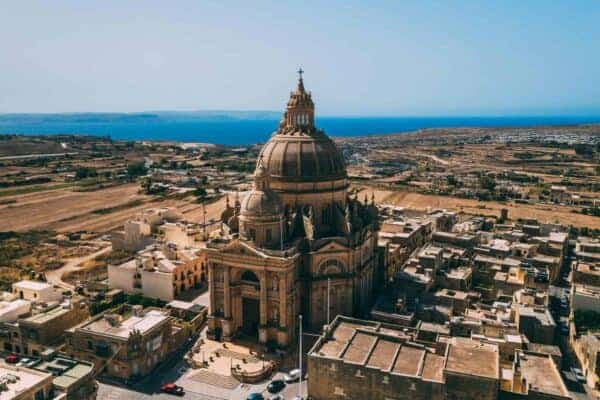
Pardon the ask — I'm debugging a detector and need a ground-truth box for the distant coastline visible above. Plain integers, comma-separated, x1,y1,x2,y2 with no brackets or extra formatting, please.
1,111,599,145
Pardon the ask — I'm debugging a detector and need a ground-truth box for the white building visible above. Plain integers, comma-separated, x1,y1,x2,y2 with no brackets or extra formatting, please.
0,293,31,323
111,207,183,252
12,281,61,303
0,359,53,400
108,245,206,301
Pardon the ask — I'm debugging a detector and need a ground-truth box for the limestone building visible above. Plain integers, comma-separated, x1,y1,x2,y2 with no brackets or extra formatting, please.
204,72,379,347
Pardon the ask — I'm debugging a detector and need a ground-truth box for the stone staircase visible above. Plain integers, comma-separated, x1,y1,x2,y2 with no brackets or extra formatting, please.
189,369,240,390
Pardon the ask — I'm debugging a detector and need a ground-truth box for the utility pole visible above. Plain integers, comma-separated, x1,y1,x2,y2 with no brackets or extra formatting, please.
327,278,331,325
202,202,207,240
298,314,303,399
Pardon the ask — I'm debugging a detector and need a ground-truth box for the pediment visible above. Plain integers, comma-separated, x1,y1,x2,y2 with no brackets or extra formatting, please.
312,239,349,253
220,239,266,258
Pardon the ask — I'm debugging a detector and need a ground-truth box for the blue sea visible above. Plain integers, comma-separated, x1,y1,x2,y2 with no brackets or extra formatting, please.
0,113,599,145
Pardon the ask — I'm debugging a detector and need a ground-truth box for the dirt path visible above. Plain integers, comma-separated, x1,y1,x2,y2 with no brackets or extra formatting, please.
46,243,112,290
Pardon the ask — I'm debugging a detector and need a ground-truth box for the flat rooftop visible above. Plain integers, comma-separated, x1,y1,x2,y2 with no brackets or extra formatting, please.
310,316,499,385
23,303,71,324
0,361,51,399
0,299,30,320
366,339,399,370
518,305,555,327
573,284,600,298
391,344,424,376
445,337,499,379
81,309,168,339
31,356,93,390
13,280,52,291
574,261,600,276
435,289,469,300
519,352,569,397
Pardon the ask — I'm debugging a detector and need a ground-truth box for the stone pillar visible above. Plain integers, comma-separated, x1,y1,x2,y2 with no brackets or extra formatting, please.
277,274,288,347
259,272,268,344
222,266,233,341
279,275,287,329
207,262,217,340
208,263,216,314
223,267,231,318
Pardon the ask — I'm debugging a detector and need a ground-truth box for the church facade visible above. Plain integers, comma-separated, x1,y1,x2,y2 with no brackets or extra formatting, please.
204,73,379,347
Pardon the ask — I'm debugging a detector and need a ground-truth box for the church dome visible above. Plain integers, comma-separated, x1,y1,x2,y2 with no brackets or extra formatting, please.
240,157,283,218
259,70,347,183
259,132,346,182
240,189,282,218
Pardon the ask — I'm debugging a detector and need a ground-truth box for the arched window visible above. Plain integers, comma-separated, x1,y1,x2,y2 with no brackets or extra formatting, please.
241,270,259,283
317,259,346,276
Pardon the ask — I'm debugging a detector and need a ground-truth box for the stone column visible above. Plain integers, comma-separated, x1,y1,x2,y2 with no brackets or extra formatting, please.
206,262,217,340
222,266,233,341
223,267,231,318
277,273,288,347
279,274,287,329
208,262,216,314
259,271,268,344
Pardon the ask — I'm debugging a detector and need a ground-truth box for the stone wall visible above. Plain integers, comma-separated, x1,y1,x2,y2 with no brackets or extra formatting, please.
444,372,499,400
308,356,445,400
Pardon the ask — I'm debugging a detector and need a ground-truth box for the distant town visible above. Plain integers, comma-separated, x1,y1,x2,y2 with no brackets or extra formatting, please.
0,77,599,400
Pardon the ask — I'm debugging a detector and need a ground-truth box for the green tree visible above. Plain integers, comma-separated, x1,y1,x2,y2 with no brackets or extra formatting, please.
75,166,97,180
479,175,496,191
126,161,147,178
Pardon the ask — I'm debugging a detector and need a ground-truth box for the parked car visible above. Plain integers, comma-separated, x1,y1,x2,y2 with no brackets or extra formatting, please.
270,395,284,400
571,367,586,383
161,383,184,396
16,357,31,367
246,394,265,400
284,368,302,383
5,354,18,364
267,379,286,394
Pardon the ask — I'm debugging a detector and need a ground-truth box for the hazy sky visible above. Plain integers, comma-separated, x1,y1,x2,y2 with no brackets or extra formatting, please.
2,1,599,115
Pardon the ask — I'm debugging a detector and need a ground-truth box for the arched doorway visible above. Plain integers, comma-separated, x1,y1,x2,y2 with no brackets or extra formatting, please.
240,270,260,337
242,298,260,336
241,270,259,283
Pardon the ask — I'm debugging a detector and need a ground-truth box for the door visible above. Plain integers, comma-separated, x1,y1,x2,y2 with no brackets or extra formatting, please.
242,297,260,337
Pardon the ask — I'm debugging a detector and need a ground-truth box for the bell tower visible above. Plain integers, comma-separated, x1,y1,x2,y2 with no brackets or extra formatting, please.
279,68,315,132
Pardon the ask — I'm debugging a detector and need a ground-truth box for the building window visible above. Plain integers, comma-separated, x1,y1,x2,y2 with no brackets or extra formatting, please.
87,340,93,350
321,206,329,224
266,229,272,242
269,308,279,326
249,229,256,241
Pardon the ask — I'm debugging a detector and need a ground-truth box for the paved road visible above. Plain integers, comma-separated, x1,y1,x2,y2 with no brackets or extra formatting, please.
45,242,111,290
98,326,309,400
99,370,307,400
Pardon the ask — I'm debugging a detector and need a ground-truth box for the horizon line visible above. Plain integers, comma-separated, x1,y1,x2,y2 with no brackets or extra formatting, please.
2,110,600,119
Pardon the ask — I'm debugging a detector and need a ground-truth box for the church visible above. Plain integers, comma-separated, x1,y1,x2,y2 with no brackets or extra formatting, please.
204,72,379,347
